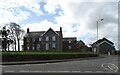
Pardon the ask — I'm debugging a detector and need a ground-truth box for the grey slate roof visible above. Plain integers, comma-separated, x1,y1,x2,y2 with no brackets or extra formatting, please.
24,31,45,37
24,28,61,38
92,38,114,46
63,37,77,41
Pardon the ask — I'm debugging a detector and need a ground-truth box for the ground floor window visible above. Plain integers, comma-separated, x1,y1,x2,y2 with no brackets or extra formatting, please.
52,43,56,49
68,46,72,49
45,43,49,50
27,45,30,50
32,44,35,50
37,44,40,50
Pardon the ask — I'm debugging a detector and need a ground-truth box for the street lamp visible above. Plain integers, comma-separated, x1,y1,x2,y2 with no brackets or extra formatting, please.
97,18,104,41
96,18,104,54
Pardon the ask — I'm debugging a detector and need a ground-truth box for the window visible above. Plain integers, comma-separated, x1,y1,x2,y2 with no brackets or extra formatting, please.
52,36,56,41
37,44,40,50
32,46,34,50
32,44,35,50
39,37,41,41
93,48,96,53
46,37,49,41
27,45,29,50
68,46,72,49
68,39,72,43
33,38,35,42
45,43,49,50
52,43,56,49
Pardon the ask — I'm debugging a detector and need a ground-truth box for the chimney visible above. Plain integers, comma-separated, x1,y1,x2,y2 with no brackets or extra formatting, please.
27,28,29,33
60,27,62,32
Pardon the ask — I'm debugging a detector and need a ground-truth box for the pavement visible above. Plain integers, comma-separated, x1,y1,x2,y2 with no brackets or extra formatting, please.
1,55,105,65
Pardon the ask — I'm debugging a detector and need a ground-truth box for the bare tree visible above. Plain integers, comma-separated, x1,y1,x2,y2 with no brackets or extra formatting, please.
8,22,25,51
8,23,17,51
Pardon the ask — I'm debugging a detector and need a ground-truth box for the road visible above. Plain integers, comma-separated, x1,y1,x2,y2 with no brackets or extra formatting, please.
1,55,118,73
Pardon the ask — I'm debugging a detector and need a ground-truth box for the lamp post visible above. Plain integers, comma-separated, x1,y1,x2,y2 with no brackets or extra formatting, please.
97,18,104,41
96,18,104,53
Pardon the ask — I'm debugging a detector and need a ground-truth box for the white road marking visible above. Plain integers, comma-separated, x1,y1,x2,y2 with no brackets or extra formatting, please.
108,63,118,72
84,71,93,73
101,63,118,72
96,71,103,73
101,63,110,70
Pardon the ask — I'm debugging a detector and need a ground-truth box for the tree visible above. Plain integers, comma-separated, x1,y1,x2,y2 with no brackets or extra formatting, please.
1,26,13,51
8,22,25,51
8,23,17,51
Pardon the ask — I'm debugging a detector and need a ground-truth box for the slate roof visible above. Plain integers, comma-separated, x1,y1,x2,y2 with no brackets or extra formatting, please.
42,28,59,36
24,28,61,38
63,37,77,41
92,38,114,47
24,31,45,37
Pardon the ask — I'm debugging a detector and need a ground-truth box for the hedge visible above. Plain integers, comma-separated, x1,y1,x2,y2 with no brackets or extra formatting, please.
1,52,99,62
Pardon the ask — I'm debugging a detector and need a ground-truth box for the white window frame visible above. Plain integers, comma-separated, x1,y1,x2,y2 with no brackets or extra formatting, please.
27,45,29,50
32,46,34,50
37,44,40,50
45,43,49,50
52,43,56,49
39,37,41,41
32,44,35,50
68,46,72,49
52,36,56,41
93,47,96,53
69,41,72,43
46,36,49,41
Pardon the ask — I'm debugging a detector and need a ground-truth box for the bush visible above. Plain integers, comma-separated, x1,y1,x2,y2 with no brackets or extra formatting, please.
1,51,99,62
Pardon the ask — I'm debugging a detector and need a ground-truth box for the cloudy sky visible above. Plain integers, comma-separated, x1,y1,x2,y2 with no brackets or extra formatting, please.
0,0,119,49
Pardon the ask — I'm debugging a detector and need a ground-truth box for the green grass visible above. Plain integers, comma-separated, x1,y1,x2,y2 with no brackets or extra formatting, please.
0,51,97,55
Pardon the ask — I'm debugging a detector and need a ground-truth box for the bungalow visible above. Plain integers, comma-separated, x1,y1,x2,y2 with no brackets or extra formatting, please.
91,38,115,54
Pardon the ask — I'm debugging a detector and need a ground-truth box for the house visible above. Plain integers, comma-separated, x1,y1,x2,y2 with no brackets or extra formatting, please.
76,40,90,52
23,27,63,51
91,38,115,54
62,37,77,51
23,27,80,51
0,38,2,51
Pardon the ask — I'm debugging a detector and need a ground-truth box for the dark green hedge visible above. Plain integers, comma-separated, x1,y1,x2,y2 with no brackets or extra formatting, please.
2,53,99,62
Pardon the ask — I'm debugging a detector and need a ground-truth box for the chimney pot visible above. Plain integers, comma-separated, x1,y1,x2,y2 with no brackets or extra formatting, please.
27,28,29,33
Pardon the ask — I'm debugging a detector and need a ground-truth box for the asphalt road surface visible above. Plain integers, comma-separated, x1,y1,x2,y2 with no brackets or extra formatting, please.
1,55,119,73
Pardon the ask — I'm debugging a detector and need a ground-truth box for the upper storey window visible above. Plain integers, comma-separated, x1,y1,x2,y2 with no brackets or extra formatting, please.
46,36,49,41
52,36,56,41
39,37,41,41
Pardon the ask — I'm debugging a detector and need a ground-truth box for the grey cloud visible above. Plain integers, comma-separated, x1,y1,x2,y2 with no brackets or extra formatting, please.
68,2,118,30
65,2,118,49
